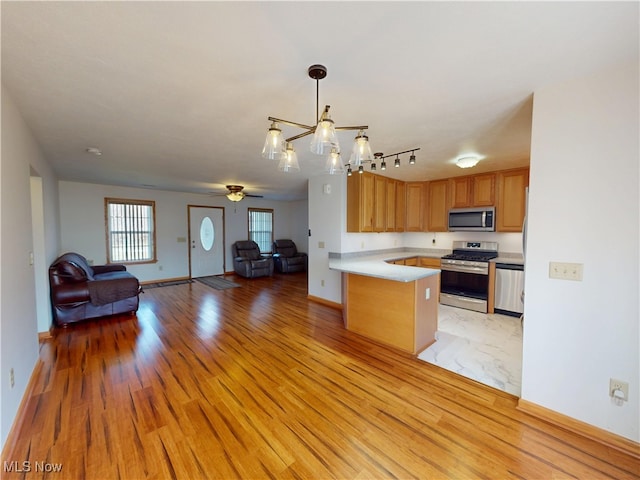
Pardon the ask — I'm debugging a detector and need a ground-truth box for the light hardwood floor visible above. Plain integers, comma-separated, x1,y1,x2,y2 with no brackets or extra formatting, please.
2,273,639,479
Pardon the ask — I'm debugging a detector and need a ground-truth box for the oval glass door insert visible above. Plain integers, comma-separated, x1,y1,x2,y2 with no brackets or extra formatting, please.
200,216,215,251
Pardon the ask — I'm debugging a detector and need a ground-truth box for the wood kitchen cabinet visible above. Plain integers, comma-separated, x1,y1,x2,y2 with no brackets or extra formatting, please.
496,168,529,232
395,181,406,232
404,257,418,266
449,173,495,208
347,171,375,232
373,174,387,232
348,172,408,233
406,182,426,231
419,257,441,269
426,179,449,232
473,173,496,206
385,178,396,232
450,176,472,208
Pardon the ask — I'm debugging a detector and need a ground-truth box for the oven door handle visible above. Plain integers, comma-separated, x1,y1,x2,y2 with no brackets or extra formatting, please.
441,265,488,274
441,293,486,304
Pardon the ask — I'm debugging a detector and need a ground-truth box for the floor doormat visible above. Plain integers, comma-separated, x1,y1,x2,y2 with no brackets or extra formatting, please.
195,276,241,290
143,279,193,289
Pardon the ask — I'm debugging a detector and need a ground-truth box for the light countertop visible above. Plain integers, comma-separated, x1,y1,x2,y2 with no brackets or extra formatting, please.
492,256,525,265
329,253,440,282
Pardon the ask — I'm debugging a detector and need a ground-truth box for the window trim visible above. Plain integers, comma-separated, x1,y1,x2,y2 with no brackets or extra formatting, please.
104,197,157,265
248,208,274,254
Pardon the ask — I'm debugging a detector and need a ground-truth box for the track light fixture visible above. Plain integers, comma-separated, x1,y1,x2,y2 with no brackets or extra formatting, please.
346,149,420,176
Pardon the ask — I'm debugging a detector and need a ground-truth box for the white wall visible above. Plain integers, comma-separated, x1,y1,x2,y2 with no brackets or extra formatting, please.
522,61,639,441
308,174,345,302
58,181,308,282
1,85,60,450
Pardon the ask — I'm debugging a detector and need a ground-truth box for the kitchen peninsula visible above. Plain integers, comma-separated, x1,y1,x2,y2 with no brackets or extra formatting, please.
329,253,441,355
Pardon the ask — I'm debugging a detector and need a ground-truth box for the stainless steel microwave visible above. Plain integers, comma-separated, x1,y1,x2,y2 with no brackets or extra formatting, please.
448,207,495,232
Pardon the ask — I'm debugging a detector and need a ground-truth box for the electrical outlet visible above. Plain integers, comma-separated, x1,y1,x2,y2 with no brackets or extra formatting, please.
425,288,431,300
10,368,15,389
321,279,325,287
610,378,629,401
549,262,583,281
318,241,325,249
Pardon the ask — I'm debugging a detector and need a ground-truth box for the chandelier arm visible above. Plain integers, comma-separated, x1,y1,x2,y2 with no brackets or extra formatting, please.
334,125,369,132
285,130,315,143
267,116,314,130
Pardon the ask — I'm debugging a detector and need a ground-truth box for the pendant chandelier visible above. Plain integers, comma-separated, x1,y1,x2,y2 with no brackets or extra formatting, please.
262,64,419,175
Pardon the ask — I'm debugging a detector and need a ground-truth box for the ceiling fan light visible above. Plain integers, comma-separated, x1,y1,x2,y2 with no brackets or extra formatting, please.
456,155,480,168
262,121,284,160
310,109,339,155
325,147,344,175
278,142,300,172
348,130,374,166
226,191,245,202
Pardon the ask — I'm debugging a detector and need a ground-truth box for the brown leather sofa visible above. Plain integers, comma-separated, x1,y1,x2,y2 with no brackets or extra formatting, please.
49,252,141,326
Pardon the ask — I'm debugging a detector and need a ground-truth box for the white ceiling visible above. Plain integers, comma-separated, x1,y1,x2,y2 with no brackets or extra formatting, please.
2,2,638,201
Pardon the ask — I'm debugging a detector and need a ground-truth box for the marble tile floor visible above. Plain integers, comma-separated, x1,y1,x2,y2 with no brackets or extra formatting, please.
418,304,523,396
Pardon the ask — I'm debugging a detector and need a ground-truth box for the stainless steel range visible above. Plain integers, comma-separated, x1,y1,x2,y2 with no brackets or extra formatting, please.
440,241,499,313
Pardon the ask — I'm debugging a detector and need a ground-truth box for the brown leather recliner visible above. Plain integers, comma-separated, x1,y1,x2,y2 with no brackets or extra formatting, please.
232,241,274,278
49,252,141,326
272,239,308,273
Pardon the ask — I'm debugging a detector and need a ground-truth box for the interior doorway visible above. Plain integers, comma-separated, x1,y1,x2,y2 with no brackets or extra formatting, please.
30,172,51,333
188,206,225,278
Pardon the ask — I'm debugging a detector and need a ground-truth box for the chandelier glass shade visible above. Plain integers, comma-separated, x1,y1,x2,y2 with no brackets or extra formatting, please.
262,122,284,160
325,147,344,175
348,130,374,166
278,142,300,172
310,108,339,155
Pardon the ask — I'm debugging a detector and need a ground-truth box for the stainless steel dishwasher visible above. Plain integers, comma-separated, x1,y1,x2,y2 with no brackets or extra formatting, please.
495,262,524,316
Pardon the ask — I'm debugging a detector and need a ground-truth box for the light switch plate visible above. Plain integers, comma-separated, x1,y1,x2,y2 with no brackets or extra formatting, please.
549,262,583,281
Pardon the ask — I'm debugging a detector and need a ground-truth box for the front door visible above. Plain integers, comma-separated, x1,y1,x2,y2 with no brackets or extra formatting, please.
189,206,225,277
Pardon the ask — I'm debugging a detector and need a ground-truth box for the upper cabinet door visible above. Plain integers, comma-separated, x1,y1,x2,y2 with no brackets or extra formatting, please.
395,181,406,232
496,168,529,232
347,171,375,232
449,177,472,208
405,182,425,231
373,174,387,232
472,173,496,206
426,179,449,232
450,173,495,208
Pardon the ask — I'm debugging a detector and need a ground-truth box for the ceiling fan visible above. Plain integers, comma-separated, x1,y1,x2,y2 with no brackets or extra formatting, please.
212,185,263,202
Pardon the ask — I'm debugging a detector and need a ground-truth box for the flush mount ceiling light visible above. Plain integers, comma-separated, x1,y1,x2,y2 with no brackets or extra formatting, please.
456,155,481,169
262,65,419,176
86,147,102,156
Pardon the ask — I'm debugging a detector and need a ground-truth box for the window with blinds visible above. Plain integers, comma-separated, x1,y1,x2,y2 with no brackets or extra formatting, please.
105,198,156,264
248,208,274,253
